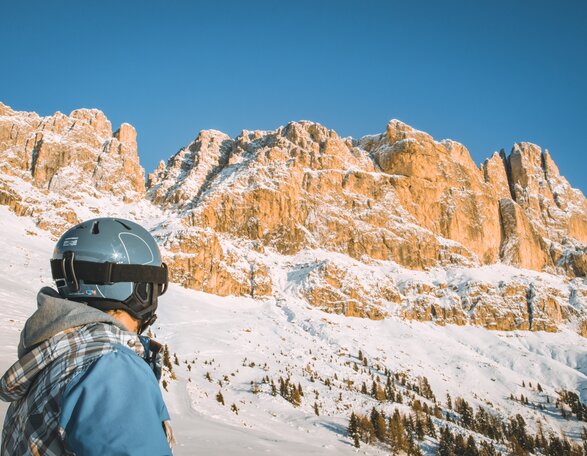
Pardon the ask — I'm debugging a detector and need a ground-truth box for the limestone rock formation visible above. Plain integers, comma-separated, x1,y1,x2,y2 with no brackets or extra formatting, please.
149,121,477,272
400,277,574,332
161,227,272,298
291,258,400,319
0,102,585,335
147,117,586,333
0,102,146,233
150,119,586,277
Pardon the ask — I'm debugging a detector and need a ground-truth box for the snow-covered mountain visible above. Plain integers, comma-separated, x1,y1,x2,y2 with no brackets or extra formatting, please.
1,206,586,455
0,102,586,453
1,102,585,335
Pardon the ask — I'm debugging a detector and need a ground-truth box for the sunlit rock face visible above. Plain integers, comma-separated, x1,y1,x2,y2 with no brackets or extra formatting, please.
1,102,585,334
150,118,586,275
148,117,586,332
0,102,145,233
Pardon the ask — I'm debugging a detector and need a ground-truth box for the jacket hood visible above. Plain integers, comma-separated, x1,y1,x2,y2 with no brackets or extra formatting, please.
18,287,127,358
0,289,143,403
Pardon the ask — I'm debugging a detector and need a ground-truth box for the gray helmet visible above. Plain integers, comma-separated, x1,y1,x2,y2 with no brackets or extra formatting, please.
51,217,168,331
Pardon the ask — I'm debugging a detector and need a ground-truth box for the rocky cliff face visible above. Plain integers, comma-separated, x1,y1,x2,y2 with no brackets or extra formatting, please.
0,102,145,233
149,119,586,277
1,102,585,334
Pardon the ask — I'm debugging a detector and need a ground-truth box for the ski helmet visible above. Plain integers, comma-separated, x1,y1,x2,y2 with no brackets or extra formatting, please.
50,217,168,331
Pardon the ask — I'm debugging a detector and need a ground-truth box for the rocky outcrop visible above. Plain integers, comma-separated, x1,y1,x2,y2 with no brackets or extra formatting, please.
0,104,145,194
150,119,586,277
149,122,479,272
0,103,146,233
283,253,584,335
147,117,586,333
363,121,503,265
161,228,272,298
399,278,573,332
291,258,400,319
148,130,233,207
498,198,552,271
0,102,585,334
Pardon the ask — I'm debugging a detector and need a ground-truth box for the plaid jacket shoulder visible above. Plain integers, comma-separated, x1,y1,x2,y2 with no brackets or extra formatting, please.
1,322,142,456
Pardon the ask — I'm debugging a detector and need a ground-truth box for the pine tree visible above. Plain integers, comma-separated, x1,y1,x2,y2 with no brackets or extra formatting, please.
454,434,467,455
415,415,425,441
361,382,368,395
348,412,359,446
437,427,455,456
426,415,436,438
388,409,408,453
216,391,225,405
163,345,172,371
464,435,479,456
370,408,387,442
371,381,378,398
357,414,375,444
507,413,533,455
407,432,423,456
535,421,548,452
313,402,319,416
434,404,442,419
455,397,474,429
290,384,301,406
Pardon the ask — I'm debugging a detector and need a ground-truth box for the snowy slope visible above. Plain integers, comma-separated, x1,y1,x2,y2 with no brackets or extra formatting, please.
1,206,587,454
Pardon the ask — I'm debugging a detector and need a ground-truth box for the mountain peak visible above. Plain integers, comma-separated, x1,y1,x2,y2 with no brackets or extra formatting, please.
0,104,146,232
0,102,14,116
0,102,585,336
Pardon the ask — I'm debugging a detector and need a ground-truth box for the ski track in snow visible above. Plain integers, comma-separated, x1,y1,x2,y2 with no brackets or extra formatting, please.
0,205,586,454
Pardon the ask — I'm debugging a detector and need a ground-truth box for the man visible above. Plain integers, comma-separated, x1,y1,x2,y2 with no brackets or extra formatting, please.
0,218,174,455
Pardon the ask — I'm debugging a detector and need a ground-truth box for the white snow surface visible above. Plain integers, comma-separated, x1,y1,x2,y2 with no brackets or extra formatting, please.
0,206,586,454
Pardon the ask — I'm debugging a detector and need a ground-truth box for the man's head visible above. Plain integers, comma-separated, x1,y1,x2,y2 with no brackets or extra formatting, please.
51,218,168,333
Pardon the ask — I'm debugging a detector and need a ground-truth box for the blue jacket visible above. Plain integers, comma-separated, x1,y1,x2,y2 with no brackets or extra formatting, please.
0,288,173,455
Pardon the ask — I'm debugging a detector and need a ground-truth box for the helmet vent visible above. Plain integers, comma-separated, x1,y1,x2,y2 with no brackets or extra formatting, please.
91,221,100,234
115,220,132,230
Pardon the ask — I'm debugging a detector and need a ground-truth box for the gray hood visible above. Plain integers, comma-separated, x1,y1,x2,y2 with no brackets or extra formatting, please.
18,287,128,358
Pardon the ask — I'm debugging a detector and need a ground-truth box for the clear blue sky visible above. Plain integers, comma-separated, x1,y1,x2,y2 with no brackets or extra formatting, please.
2,1,586,193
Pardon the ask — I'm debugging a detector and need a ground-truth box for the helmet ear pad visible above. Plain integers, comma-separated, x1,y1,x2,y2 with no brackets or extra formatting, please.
75,281,161,333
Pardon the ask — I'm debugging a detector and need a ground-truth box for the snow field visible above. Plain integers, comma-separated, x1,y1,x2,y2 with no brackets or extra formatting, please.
0,206,586,454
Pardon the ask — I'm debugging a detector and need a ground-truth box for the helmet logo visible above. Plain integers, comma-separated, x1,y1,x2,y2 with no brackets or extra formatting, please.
63,237,79,247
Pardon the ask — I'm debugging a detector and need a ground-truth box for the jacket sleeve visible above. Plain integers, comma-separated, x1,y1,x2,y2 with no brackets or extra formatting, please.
59,347,172,456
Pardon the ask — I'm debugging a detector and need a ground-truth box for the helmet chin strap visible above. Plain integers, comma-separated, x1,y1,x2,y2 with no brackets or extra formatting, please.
139,314,157,335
